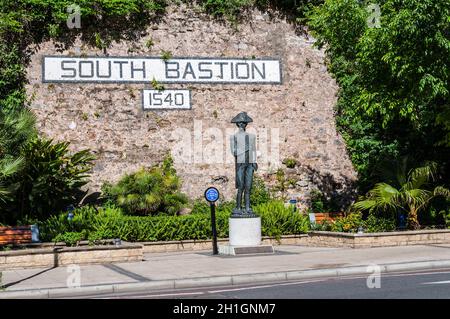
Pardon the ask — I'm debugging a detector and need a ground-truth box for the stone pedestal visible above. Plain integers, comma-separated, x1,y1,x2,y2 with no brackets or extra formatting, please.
230,217,261,246
218,217,274,255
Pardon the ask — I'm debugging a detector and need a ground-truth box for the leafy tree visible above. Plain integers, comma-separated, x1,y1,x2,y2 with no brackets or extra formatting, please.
308,0,450,191
353,162,450,229
102,156,189,216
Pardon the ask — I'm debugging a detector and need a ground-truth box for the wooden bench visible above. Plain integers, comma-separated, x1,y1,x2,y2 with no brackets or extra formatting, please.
310,212,345,224
0,226,32,246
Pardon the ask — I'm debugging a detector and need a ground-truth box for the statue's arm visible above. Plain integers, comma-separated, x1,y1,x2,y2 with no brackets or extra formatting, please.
250,134,258,170
230,135,236,156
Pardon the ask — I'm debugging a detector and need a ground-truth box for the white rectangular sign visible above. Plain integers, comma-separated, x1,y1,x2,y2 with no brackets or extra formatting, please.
142,89,191,110
42,56,282,84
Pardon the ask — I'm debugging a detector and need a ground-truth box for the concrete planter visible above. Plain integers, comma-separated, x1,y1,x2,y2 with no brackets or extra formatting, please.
0,241,143,270
307,229,450,248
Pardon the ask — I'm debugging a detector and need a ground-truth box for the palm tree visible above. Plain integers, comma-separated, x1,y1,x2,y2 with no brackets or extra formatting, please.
0,107,36,203
353,162,450,229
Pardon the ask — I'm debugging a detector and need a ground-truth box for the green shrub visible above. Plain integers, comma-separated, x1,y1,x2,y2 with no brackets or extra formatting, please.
37,204,122,241
282,158,297,168
0,103,36,213
330,212,363,233
310,189,342,213
250,175,271,206
256,201,310,238
39,200,309,242
363,214,396,233
314,212,396,233
310,189,325,213
310,220,332,231
200,0,254,22
102,156,188,216
53,231,86,247
88,229,115,245
191,199,211,215
9,137,94,222
446,212,450,229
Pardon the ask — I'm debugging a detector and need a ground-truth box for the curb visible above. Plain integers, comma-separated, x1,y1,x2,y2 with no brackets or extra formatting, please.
2,259,450,298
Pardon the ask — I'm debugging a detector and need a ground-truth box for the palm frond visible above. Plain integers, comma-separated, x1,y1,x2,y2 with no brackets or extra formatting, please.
405,162,437,190
353,183,400,213
352,199,377,212
15,109,37,138
0,156,24,177
402,188,431,207
433,186,450,199
0,184,11,203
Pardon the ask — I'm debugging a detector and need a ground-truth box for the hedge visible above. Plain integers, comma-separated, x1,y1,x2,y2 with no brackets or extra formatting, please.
38,201,310,243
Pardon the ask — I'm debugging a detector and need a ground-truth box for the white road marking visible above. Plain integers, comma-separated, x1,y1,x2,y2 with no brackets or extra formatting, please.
208,279,325,294
421,280,450,285
97,291,206,299
84,268,450,298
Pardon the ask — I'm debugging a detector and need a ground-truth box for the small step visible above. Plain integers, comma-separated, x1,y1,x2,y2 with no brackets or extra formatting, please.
218,245,274,256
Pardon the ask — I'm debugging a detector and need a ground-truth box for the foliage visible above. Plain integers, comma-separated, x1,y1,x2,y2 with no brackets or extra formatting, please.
200,0,254,22
282,158,297,168
250,175,271,206
0,107,36,204
5,137,94,223
308,0,450,191
197,0,321,24
329,212,363,233
363,213,396,233
101,156,189,216
191,199,211,215
145,38,154,49
446,211,450,228
160,50,172,61
255,200,310,238
150,78,165,91
312,212,396,233
0,0,167,44
310,189,340,213
273,168,288,196
38,200,309,242
37,204,122,241
353,162,450,229
53,231,86,247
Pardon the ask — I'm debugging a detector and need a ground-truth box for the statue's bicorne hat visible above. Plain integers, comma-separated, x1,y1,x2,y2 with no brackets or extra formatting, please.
231,112,253,124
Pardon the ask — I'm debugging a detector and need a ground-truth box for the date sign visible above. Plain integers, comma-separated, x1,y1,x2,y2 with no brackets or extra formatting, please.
142,89,191,110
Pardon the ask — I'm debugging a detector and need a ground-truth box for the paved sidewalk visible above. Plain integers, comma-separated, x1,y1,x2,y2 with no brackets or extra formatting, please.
1,244,450,297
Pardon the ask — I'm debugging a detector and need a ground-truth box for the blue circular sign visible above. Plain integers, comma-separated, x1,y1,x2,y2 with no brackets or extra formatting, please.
204,187,220,203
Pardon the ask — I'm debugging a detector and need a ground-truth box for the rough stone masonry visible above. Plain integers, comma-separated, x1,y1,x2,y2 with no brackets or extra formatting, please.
25,4,357,208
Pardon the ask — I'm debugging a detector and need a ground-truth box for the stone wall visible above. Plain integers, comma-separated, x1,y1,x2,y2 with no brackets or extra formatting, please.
0,244,143,270
308,230,450,248
25,3,357,205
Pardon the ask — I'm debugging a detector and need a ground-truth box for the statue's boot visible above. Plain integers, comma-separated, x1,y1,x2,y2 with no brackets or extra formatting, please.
233,189,244,216
244,190,251,213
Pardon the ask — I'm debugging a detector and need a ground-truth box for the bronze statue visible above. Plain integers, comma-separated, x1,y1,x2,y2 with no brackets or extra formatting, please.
230,112,258,217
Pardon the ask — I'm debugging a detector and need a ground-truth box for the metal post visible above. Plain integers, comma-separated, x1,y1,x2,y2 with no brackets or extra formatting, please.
210,202,218,255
